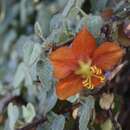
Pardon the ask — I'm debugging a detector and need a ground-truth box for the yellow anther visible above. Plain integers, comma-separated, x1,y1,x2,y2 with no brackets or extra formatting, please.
82,77,94,89
90,65,102,75
75,60,105,89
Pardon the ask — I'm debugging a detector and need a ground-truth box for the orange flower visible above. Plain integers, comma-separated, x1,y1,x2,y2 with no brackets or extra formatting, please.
50,27,124,100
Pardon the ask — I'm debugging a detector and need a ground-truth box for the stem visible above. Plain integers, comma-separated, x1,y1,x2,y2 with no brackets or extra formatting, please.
75,7,88,17
16,103,81,130
58,102,81,114
16,117,47,130
108,109,121,130
0,93,24,113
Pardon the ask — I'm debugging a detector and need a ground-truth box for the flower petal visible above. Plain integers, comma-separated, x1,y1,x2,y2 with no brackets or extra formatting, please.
92,42,124,70
56,74,83,100
50,47,77,79
72,27,96,60
91,76,103,87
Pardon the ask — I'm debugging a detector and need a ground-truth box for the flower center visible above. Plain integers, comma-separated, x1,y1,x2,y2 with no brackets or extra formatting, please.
75,61,92,78
75,61,105,89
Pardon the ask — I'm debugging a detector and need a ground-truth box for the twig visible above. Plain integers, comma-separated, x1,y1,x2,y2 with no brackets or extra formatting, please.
16,117,47,130
0,93,15,113
107,61,128,81
58,102,81,114
0,92,26,113
44,37,73,51
17,102,81,130
108,109,121,130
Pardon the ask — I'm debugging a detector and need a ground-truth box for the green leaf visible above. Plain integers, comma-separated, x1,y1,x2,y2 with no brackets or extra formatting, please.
47,26,74,45
79,96,95,130
24,65,33,86
37,58,53,91
4,119,10,130
41,112,63,130
22,103,36,123
77,15,103,38
20,0,27,26
90,0,96,12
0,126,4,130
36,5,52,37
50,14,64,30
62,0,76,17
34,22,46,41
13,62,25,88
68,7,79,17
113,1,125,12
29,43,42,66
7,103,19,130
23,40,33,64
23,41,41,66
62,0,85,17
3,30,17,53
51,115,65,130
34,22,43,36
101,119,113,130
90,0,108,12
0,82,7,95
37,90,47,115
37,87,57,115
13,62,34,95
67,94,79,103
76,0,85,7
44,88,57,114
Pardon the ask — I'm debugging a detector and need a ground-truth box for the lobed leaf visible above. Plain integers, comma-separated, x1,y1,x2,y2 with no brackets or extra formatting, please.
7,103,19,130
22,103,36,123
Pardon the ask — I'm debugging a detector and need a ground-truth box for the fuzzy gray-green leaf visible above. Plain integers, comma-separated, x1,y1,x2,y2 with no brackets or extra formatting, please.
37,58,53,91
51,115,65,130
79,96,95,130
7,103,19,130
13,62,25,88
22,103,36,123
77,15,103,38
